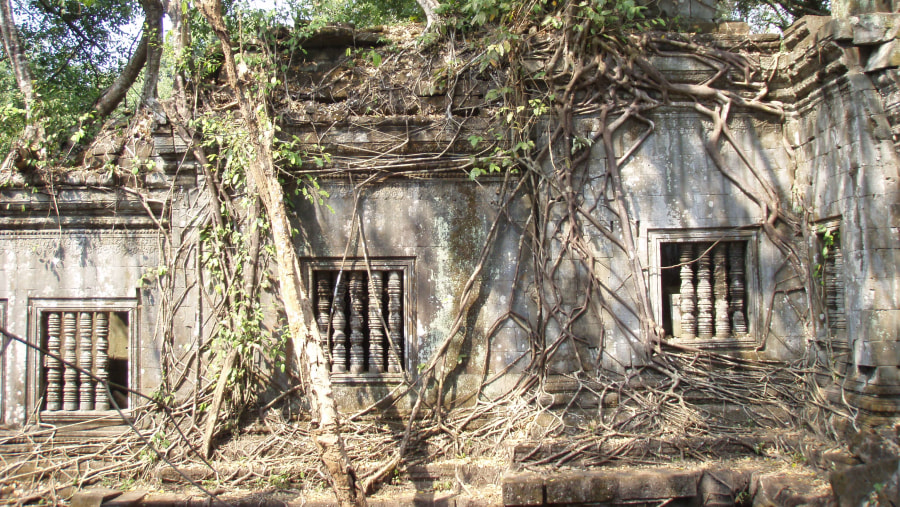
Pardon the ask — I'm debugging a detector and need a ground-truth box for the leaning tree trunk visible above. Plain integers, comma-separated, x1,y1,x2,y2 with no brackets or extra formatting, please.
195,1,364,505
0,0,34,119
0,0,43,170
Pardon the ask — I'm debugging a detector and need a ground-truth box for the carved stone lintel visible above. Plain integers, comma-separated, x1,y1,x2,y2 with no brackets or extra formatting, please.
348,272,366,375
387,271,403,373
94,312,110,410
79,312,95,411
45,313,63,411
713,245,731,338
331,275,348,374
368,271,385,373
696,245,714,338
63,312,78,411
729,242,748,334
679,244,696,339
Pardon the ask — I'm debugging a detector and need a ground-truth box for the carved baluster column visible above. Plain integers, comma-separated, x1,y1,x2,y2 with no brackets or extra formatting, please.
331,276,348,374
62,312,78,411
826,243,846,330
679,244,696,339
696,245,714,339
713,245,731,338
729,242,748,334
316,273,333,367
387,271,403,373
94,312,110,410
79,312,94,410
349,272,366,374
45,313,63,411
368,271,385,373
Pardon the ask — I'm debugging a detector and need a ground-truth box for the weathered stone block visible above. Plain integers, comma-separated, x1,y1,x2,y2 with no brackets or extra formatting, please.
545,472,617,504
617,470,699,500
867,39,900,71
831,459,899,507
867,341,900,366
502,473,544,506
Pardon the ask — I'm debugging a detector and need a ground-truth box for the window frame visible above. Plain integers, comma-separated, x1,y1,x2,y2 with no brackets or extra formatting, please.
649,229,760,349
303,258,416,384
26,298,140,424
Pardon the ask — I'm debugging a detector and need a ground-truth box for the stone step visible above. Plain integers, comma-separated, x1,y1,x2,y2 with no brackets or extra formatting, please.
502,465,835,506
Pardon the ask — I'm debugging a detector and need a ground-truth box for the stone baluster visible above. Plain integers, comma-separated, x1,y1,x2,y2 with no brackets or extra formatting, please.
79,312,95,411
826,243,846,330
331,275,348,373
713,245,731,338
63,312,79,411
387,271,403,373
729,242,748,334
94,312,110,410
45,312,63,411
368,271,385,373
348,272,366,374
679,244,696,339
696,245,714,338
316,273,332,366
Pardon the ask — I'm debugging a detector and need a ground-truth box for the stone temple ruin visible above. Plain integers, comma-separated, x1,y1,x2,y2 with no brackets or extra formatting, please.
0,0,899,503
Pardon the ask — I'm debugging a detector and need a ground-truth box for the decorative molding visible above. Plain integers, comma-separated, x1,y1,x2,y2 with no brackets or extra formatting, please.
0,230,159,257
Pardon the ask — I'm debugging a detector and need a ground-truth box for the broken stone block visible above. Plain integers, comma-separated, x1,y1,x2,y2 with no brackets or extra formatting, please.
849,428,900,463
751,472,834,507
851,13,898,45
866,39,900,72
699,471,735,507
830,458,900,507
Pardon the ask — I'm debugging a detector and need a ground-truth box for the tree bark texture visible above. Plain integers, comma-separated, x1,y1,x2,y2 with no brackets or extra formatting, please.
195,1,364,505
138,0,164,107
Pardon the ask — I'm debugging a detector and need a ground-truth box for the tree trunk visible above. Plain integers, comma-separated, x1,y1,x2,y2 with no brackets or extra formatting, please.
92,33,148,118
417,0,442,30
139,0,164,108
0,0,34,120
195,1,365,505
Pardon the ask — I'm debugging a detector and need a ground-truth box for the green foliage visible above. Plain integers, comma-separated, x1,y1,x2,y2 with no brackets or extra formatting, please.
813,226,839,284
0,0,140,159
720,0,828,32
0,61,26,155
300,0,424,27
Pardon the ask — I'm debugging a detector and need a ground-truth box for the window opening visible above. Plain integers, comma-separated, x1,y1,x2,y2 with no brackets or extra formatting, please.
661,241,748,339
314,269,405,374
41,311,129,412
820,230,845,333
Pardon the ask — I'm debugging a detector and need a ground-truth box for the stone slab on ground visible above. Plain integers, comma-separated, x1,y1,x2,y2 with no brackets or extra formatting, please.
102,491,149,506
71,489,121,507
